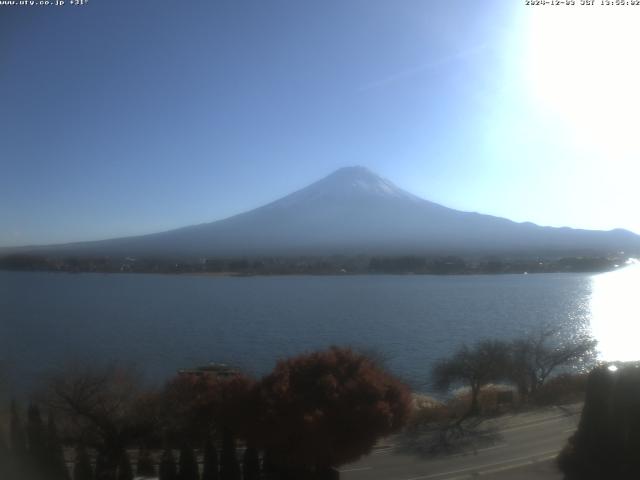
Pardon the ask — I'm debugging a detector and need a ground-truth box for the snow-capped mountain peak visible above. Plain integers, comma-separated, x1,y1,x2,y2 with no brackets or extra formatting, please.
269,166,420,209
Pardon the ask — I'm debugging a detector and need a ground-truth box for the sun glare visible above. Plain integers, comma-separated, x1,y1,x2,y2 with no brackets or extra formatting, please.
526,7,640,157
590,260,640,362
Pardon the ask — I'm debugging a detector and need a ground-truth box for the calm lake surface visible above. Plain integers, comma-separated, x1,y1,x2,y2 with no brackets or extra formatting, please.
1,266,638,394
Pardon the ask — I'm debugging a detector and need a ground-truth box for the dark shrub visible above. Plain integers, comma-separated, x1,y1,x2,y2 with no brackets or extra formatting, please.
558,362,640,479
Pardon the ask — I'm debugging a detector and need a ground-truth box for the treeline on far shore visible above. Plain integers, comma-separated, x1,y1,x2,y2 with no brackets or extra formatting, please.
0,252,624,276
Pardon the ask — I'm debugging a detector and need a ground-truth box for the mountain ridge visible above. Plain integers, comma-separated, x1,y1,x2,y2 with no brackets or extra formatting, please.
3,166,640,258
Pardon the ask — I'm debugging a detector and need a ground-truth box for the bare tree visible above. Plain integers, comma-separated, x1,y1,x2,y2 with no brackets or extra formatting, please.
44,365,157,479
432,340,510,417
508,327,597,400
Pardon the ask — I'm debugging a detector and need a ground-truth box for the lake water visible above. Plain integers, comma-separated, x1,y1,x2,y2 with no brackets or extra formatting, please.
1,265,638,394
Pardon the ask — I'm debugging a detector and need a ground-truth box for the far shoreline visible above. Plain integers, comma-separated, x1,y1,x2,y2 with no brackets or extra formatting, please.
0,265,624,278
1,252,634,277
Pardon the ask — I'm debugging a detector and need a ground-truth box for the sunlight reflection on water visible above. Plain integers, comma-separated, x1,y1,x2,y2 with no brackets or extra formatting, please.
589,260,640,362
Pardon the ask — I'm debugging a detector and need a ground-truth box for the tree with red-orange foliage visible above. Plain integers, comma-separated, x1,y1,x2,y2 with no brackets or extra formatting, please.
161,371,257,443
161,372,254,480
252,346,412,473
160,374,215,443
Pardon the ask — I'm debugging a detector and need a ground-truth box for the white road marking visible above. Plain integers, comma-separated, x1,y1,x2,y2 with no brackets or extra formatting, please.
372,447,394,456
338,466,373,473
450,443,507,457
474,453,558,477
402,449,561,480
499,415,567,432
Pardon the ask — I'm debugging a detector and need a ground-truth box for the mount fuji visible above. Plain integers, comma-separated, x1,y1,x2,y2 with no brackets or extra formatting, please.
10,166,640,258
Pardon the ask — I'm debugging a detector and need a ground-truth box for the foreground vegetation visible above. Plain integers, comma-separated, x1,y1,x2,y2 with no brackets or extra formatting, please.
0,330,597,480
0,347,411,480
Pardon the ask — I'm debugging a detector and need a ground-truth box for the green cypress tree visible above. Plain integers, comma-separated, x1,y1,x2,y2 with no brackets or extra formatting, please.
27,403,47,471
178,444,199,480
0,427,12,480
10,400,27,458
136,448,156,478
201,436,218,480
0,427,8,458
95,449,117,480
95,450,107,480
46,413,70,480
242,446,260,480
117,450,134,480
219,429,240,480
73,444,93,480
159,448,178,480
0,427,7,452
262,450,279,479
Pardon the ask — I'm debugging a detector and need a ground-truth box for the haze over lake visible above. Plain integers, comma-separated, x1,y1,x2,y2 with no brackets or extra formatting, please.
2,265,638,395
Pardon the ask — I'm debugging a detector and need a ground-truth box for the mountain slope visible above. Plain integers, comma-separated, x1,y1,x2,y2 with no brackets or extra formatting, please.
10,166,640,257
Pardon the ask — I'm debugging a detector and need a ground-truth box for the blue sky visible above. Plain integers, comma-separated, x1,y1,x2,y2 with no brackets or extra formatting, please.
2,0,639,247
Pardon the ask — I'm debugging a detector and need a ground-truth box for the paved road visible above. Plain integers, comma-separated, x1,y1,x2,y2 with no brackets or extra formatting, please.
340,405,581,480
